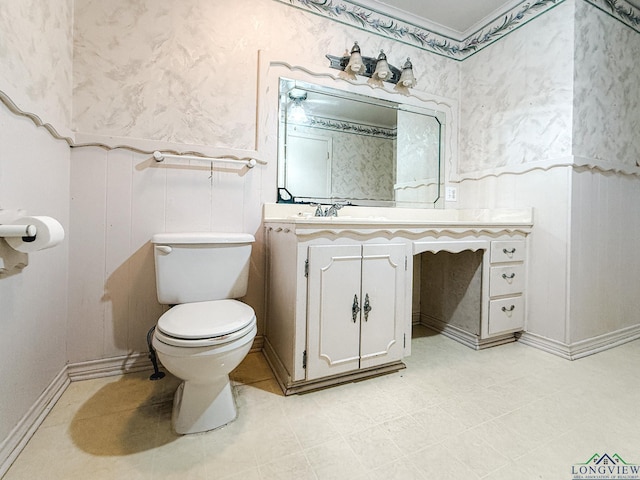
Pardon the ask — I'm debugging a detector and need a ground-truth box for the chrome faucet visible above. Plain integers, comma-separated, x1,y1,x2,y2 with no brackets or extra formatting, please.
311,202,345,217
325,203,344,217
312,203,325,217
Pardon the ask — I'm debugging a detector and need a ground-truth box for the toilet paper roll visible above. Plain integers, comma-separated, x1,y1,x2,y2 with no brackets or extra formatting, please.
6,216,65,253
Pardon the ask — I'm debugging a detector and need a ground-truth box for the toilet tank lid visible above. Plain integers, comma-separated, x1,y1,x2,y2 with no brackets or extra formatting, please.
152,232,255,244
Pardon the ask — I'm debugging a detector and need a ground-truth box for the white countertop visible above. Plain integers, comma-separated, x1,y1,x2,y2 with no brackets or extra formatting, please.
263,203,533,228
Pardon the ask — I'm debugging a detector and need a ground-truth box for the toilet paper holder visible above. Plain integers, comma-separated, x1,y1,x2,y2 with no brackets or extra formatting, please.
0,224,37,239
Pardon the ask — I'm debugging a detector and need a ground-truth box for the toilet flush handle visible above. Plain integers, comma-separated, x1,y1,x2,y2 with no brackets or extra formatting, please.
155,245,172,255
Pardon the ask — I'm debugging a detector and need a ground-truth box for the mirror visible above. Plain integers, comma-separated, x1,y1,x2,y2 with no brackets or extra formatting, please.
277,77,444,208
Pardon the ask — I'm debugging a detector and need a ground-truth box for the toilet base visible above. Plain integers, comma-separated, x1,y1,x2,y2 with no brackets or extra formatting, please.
171,376,237,434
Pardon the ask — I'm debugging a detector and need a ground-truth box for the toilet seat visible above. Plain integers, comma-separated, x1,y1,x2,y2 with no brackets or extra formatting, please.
156,299,256,348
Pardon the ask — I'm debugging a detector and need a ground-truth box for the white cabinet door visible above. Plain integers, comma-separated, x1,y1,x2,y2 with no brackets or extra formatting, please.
307,244,362,379
307,243,405,380
360,244,405,369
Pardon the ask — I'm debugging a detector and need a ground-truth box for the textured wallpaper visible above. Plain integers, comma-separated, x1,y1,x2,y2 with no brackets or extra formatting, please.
72,0,460,149
573,0,640,166
458,1,574,174
0,0,73,128
330,130,395,201
292,124,395,201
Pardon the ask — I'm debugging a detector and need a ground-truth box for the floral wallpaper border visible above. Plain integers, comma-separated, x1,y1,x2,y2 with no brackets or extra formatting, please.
306,115,397,139
274,0,564,60
584,0,640,32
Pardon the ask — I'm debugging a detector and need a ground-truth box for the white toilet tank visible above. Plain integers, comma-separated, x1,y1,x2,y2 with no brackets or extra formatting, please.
152,232,254,304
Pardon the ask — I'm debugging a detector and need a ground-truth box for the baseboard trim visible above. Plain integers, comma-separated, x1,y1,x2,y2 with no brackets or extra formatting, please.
1,336,267,475
67,352,153,381
67,336,264,382
0,367,69,478
518,324,640,360
516,332,572,359
421,317,517,350
262,337,293,395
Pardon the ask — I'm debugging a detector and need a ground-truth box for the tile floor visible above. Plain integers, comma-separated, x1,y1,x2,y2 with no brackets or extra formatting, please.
5,326,640,479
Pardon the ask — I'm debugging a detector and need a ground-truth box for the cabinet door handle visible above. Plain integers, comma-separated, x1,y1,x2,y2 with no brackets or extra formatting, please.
502,272,516,280
503,248,516,255
363,293,372,321
502,305,516,313
352,294,360,323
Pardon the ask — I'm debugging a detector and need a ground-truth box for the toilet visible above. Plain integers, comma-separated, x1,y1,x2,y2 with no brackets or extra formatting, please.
151,232,257,434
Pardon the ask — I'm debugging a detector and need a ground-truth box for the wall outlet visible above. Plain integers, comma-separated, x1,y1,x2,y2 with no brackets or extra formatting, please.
445,186,457,202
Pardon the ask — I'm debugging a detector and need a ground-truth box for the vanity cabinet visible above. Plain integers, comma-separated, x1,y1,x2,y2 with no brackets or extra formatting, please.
306,244,405,380
487,240,526,335
263,204,533,393
263,224,408,394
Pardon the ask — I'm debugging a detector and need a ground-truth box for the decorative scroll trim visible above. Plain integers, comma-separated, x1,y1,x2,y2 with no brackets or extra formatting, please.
0,87,264,164
584,0,640,33
394,178,439,190
290,227,533,238
274,0,564,60
454,156,640,183
270,59,454,108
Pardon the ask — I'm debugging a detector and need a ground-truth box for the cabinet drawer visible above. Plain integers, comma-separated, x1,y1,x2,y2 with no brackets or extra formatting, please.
491,240,525,263
488,296,524,335
490,264,525,297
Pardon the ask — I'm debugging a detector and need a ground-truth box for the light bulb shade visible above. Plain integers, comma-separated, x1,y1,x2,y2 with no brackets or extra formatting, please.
288,101,307,122
399,57,417,88
345,42,365,75
288,91,308,123
373,50,392,81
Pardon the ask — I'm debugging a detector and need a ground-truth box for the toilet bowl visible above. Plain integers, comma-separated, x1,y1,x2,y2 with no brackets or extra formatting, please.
152,299,257,434
151,232,256,435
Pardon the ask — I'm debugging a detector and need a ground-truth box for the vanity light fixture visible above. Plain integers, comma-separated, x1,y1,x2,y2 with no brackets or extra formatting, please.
287,90,308,123
345,42,366,75
372,50,392,81
368,50,393,87
326,42,408,87
397,58,417,88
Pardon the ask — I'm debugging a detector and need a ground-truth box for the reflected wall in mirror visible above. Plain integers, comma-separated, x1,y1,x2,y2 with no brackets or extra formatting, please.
277,78,444,208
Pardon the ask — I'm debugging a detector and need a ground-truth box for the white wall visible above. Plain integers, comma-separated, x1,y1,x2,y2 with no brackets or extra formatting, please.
458,0,640,354
457,1,575,345
567,1,640,344
67,0,460,363
572,0,640,166
569,170,640,343
3,0,639,459
67,146,265,362
0,0,72,452
458,1,575,174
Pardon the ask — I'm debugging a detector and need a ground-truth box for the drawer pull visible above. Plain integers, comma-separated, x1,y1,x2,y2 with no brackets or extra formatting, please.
503,248,517,255
502,305,516,313
502,272,516,280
